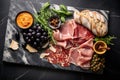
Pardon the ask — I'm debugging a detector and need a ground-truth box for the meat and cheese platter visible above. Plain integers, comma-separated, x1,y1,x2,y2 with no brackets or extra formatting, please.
3,0,116,74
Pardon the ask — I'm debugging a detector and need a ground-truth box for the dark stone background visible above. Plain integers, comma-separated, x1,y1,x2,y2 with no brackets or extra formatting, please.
0,0,120,80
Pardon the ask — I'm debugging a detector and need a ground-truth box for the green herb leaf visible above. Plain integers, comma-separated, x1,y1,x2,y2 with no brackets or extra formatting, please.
41,2,50,10
60,4,67,12
94,35,116,45
51,4,72,22
61,16,65,22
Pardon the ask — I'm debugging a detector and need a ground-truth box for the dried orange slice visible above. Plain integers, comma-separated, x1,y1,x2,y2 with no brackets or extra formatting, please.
93,40,108,54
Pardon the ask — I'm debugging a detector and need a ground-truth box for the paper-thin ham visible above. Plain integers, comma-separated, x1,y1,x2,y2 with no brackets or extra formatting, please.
69,38,94,69
53,19,77,41
54,19,94,48
42,19,94,69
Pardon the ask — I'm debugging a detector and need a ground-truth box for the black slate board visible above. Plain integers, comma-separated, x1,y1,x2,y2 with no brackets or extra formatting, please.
2,0,109,74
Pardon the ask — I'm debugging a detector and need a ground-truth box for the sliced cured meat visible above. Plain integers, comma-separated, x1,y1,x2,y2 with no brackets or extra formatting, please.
53,19,77,41
69,38,86,47
53,19,94,48
76,24,94,40
44,45,70,67
56,41,67,48
47,54,69,67
43,19,94,69
53,19,94,41
69,38,94,69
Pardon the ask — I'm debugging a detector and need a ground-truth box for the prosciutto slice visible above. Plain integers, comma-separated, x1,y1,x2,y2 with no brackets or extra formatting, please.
53,19,77,41
42,19,94,69
53,19,94,41
53,19,94,48
69,38,94,69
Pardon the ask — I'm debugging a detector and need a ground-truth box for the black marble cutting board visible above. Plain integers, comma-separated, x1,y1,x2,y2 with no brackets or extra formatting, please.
2,0,109,74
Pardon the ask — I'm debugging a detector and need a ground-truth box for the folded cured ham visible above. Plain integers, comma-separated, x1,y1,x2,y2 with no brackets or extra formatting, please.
74,10,108,37
41,19,94,69
53,19,94,48
69,38,94,69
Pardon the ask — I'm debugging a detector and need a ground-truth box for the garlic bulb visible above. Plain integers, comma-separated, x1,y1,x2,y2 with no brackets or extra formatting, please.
74,10,108,37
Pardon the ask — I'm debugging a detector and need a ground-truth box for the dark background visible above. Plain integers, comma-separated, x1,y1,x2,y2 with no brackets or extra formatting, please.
0,0,120,80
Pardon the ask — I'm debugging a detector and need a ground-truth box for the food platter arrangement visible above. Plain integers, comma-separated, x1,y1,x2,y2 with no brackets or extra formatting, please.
3,0,116,74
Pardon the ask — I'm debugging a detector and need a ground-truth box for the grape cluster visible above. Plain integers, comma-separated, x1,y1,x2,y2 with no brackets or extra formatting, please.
22,23,49,50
